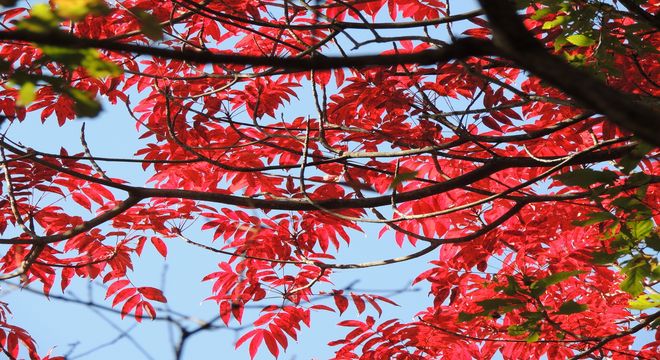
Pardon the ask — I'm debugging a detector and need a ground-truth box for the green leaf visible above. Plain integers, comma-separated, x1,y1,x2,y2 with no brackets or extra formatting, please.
566,34,595,47
618,142,654,174
554,35,568,51
556,300,588,314
17,81,36,106
629,220,653,240
519,311,543,322
54,0,108,20
530,271,583,297
572,211,616,226
531,8,553,21
476,298,525,313
543,15,567,30
629,293,660,310
620,258,651,296
652,265,660,281
499,275,523,296
507,325,527,336
554,169,618,188
66,88,101,118
41,46,88,67
526,332,540,343
563,52,586,66
612,232,634,249
590,250,622,265
646,232,660,252
458,311,482,322
131,8,163,41
17,4,61,33
611,197,649,213
627,172,652,187
40,46,122,78
81,53,123,78
389,171,419,190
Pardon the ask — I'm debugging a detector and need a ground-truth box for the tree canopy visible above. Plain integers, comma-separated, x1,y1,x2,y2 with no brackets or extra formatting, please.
0,0,658,359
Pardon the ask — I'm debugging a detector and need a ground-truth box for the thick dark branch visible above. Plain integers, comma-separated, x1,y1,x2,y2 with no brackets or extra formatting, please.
477,0,660,148
0,30,495,70
617,0,660,29
0,137,635,220
131,144,633,211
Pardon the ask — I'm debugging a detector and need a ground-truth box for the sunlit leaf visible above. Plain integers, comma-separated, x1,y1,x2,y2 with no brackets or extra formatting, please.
566,34,595,47
54,0,108,20
17,81,36,106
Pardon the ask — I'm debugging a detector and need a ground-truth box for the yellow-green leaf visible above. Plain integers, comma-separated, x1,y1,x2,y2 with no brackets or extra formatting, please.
566,34,595,47
17,4,60,33
17,81,36,106
542,16,567,30
40,46,122,78
526,332,540,343
629,293,660,310
507,325,527,336
80,52,123,78
54,0,108,20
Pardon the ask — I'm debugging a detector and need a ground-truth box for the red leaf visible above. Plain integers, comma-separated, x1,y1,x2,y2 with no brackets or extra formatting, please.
249,330,264,360
482,116,503,132
150,237,167,258
137,287,167,303
7,332,18,357
337,320,364,327
82,186,104,205
220,301,232,325
121,294,141,319
71,192,92,210
231,302,244,324
61,267,74,291
350,293,366,314
263,331,279,357
236,329,260,349
334,294,349,315
253,312,276,327
106,279,130,299
112,287,137,307
268,323,288,349
88,183,115,201
143,301,157,320
135,236,147,256
310,304,335,312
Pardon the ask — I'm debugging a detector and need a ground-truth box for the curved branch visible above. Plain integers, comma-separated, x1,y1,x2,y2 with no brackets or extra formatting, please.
0,196,142,245
477,0,660,147
617,0,660,29
569,310,660,359
0,137,637,213
0,30,496,70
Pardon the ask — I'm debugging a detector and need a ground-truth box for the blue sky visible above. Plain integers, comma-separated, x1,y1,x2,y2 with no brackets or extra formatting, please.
0,101,442,359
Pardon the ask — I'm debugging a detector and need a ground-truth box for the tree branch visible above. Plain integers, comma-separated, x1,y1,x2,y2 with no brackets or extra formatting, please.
0,30,495,70
477,0,660,148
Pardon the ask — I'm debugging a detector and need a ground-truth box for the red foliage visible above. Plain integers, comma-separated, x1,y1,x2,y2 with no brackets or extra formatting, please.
0,0,658,359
